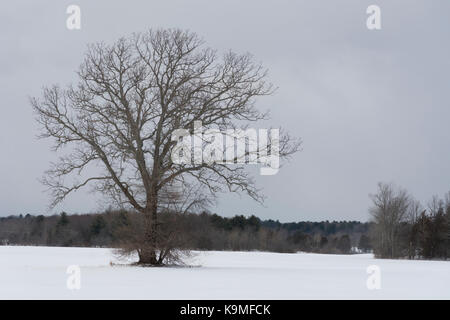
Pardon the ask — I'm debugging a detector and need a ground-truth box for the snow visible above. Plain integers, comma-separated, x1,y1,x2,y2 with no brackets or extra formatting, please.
0,246,448,299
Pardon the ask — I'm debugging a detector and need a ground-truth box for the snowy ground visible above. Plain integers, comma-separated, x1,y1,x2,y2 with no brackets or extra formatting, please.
0,246,448,299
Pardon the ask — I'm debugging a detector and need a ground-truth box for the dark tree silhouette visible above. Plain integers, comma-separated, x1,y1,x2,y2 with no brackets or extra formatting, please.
31,29,300,265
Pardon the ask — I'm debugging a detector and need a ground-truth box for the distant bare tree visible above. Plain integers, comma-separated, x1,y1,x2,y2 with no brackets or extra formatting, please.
406,198,423,259
31,29,300,265
445,192,450,257
407,199,423,225
369,182,410,258
427,195,444,217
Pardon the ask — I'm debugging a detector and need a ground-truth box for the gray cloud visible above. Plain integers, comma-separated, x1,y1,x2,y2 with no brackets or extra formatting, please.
1,0,449,221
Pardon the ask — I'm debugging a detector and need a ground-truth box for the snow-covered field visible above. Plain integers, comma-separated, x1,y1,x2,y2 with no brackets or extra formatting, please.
0,246,448,299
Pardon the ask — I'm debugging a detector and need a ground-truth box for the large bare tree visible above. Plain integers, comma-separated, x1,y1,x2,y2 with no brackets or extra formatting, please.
31,29,300,265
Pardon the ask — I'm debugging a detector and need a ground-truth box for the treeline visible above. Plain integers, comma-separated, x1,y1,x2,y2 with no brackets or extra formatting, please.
0,210,370,254
370,183,450,260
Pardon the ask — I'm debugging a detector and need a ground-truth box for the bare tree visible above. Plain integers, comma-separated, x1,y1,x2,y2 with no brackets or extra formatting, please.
369,182,410,258
31,29,300,265
407,198,422,225
406,198,423,259
427,195,444,217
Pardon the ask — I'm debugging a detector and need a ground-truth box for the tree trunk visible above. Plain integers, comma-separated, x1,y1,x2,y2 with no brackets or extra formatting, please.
138,196,160,265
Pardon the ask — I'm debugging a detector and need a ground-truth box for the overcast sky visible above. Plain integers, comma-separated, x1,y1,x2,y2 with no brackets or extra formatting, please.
0,0,449,222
